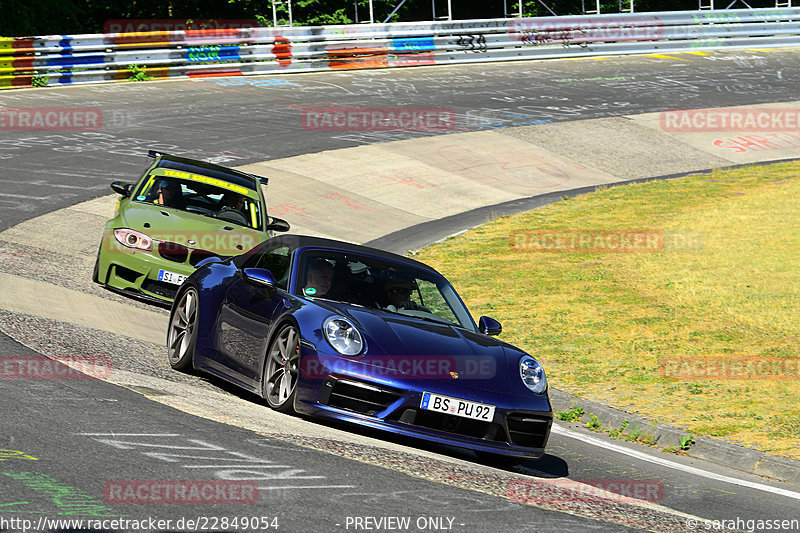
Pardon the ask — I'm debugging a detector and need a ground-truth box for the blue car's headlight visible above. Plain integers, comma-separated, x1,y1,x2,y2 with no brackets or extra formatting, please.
323,317,364,356
520,355,547,394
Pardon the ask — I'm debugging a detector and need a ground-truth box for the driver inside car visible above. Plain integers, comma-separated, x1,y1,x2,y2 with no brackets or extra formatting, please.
218,192,247,212
383,276,428,312
215,192,249,225
147,179,185,209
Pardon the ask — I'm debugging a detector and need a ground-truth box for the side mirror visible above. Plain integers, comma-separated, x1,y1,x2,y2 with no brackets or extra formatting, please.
266,217,291,233
479,316,502,336
243,268,276,287
111,181,132,197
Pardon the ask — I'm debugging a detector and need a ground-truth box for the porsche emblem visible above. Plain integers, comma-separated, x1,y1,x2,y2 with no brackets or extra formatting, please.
449,371,459,379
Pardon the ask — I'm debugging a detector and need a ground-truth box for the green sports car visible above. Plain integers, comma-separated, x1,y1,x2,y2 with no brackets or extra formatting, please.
93,150,290,304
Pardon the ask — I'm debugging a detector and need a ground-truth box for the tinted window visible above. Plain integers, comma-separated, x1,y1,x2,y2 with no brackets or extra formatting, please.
134,173,261,230
246,245,291,289
295,250,475,330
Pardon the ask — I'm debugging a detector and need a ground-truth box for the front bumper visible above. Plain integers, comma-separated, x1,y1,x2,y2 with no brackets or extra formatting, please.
294,350,553,459
95,235,194,303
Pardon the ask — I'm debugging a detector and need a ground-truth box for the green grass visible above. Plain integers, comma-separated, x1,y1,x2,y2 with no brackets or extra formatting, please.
416,162,800,459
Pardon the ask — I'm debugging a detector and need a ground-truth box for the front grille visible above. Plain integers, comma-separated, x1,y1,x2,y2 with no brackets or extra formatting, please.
158,241,188,263
321,379,402,416
506,414,551,448
141,279,177,299
389,408,507,442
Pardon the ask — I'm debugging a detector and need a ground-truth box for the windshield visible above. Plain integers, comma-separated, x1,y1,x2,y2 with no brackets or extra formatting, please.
295,250,475,330
134,172,261,230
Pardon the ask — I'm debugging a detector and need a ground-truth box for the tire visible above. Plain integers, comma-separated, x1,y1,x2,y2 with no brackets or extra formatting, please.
167,287,199,371
92,241,103,284
262,324,300,413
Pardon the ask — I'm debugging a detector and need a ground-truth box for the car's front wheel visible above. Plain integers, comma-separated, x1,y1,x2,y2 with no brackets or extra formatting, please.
92,241,103,284
262,324,300,413
167,287,198,371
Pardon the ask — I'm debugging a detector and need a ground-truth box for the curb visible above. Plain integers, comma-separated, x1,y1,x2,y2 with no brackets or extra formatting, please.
365,163,800,487
549,389,800,486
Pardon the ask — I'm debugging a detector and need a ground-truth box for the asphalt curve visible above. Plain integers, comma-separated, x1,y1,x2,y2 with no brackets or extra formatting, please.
2,49,800,532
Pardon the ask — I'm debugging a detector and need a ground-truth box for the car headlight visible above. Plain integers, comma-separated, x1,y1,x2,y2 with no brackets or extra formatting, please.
323,317,364,356
114,228,152,251
520,355,547,394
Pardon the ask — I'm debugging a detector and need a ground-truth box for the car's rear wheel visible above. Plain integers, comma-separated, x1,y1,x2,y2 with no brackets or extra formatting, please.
167,287,198,371
263,324,300,413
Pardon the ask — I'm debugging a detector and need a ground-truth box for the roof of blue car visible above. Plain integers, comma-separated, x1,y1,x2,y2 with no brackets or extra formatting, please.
266,234,434,271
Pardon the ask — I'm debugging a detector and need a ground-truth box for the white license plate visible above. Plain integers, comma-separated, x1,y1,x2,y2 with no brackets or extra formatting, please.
420,392,495,422
157,269,187,285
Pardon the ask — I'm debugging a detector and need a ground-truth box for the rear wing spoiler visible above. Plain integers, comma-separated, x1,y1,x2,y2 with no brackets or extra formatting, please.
147,149,269,186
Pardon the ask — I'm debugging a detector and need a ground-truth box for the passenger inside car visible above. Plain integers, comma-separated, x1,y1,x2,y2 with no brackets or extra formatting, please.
382,275,429,312
215,192,249,225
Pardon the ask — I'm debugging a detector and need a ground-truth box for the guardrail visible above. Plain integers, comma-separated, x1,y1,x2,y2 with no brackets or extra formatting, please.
2,8,799,88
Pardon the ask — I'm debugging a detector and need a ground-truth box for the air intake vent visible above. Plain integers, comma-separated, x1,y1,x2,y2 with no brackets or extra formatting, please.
506,414,551,448
322,379,401,416
141,279,178,299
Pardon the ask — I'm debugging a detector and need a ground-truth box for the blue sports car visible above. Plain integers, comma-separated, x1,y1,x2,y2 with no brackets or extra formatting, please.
167,235,552,460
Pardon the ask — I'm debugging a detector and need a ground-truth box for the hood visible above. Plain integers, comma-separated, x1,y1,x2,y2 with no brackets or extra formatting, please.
120,202,264,255
317,301,508,394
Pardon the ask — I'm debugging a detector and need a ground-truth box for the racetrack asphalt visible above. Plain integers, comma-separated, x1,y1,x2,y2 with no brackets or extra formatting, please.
2,49,800,531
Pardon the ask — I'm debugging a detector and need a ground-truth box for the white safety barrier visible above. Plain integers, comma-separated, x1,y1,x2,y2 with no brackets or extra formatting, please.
2,7,799,88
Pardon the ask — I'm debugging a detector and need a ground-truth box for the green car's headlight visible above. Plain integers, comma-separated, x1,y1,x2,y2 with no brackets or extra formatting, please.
520,355,547,394
114,229,153,251
323,317,364,356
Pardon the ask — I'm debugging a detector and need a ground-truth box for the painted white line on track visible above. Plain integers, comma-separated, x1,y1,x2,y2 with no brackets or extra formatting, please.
0,193,55,200
257,485,356,490
183,465,292,468
3,179,106,190
551,425,800,501
78,432,182,436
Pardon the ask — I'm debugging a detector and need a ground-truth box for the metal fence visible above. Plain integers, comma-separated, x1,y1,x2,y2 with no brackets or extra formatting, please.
2,8,799,88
